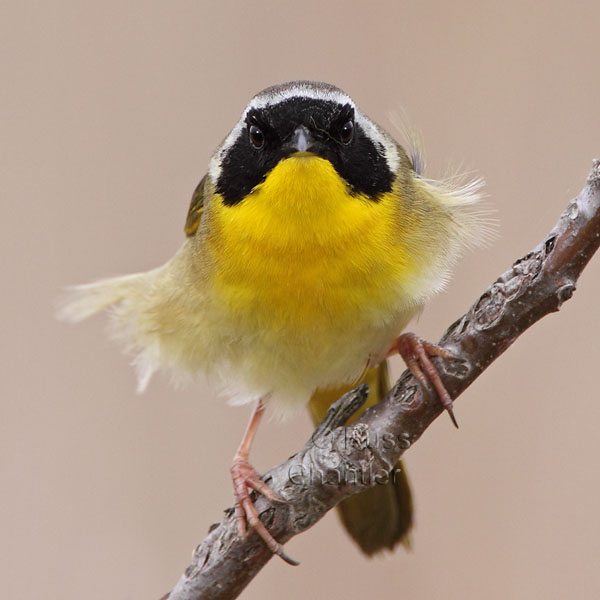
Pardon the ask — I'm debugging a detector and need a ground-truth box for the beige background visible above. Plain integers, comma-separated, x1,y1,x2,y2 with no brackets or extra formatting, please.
2,1,600,598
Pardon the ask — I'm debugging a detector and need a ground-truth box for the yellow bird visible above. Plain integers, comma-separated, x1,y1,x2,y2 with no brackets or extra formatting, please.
60,81,487,564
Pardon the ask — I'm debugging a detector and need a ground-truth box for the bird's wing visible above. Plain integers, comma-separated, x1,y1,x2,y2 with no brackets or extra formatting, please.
184,174,208,237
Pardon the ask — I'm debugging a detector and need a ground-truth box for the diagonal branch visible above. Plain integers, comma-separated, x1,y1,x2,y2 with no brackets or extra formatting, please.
160,160,600,600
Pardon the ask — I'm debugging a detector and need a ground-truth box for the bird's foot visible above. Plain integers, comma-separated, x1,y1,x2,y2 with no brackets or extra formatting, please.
230,455,299,566
388,332,459,428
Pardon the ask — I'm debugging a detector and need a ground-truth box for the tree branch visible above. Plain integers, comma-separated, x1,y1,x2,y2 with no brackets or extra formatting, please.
160,160,600,600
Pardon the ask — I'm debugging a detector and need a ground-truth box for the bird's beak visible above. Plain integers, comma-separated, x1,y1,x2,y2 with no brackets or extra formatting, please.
291,126,315,154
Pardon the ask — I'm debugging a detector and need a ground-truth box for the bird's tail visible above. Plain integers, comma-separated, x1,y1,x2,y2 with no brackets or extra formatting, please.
308,361,413,555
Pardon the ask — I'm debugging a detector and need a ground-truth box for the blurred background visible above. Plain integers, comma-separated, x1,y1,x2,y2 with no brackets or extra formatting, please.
2,1,600,598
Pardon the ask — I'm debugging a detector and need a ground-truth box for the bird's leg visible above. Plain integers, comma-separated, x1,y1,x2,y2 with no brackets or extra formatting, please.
388,332,459,428
230,397,299,566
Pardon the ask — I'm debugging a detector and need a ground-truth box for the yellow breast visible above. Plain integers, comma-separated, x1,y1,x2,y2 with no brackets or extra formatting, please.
206,155,417,333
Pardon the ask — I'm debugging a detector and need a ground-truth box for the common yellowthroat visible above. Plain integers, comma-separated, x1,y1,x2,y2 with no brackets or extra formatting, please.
60,81,487,564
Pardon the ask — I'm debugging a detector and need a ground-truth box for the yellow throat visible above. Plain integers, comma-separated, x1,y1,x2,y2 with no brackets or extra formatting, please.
208,154,416,332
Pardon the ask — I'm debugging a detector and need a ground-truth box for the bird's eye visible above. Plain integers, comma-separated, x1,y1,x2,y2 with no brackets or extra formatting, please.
248,124,265,149
339,120,354,144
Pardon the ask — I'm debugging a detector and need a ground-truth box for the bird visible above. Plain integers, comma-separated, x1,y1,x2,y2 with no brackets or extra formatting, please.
60,80,487,565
